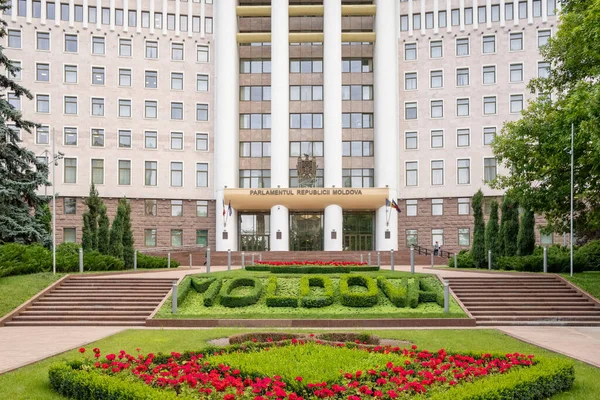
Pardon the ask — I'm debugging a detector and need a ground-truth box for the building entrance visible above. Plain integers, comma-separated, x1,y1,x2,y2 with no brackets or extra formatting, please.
343,212,375,251
239,213,270,251
290,212,324,251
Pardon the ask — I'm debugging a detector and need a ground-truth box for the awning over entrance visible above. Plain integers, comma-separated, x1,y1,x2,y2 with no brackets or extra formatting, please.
224,188,389,211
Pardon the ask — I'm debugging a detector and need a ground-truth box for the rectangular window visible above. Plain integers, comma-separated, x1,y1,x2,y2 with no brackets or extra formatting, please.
510,63,524,82
196,163,208,187
145,131,157,149
91,66,105,85
478,6,487,23
406,229,418,247
430,70,443,88
91,97,104,116
118,130,131,148
171,229,183,247
64,96,77,114
64,65,77,83
519,1,527,19
505,2,514,20
484,127,497,145
451,9,460,25
142,11,150,28
101,7,109,24
92,36,105,55
167,14,175,30
144,229,157,247
118,160,131,185
145,100,157,119
483,35,495,54
438,10,447,28
205,17,213,34
60,3,68,21
456,38,469,56
64,158,77,183
483,96,497,115
170,162,183,187
405,132,417,150
9,60,21,81
196,133,208,151
128,10,136,27
459,228,471,246
196,104,209,121
291,141,323,157
457,129,470,147
145,70,158,88
413,14,421,30
510,32,523,51
145,161,157,186
405,102,417,120
171,43,184,61
458,198,470,215
457,98,469,116
406,162,418,186
431,161,444,185
342,169,374,188
64,198,77,215
91,159,104,184
88,6,96,23
400,15,408,31
145,200,157,216
171,103,184,120
146,41,158,59
430,40,442,58
484,158,497,182
8,92,21,111
36,125,49,144
404,72,417,90
404,43,417,61
91,128,104,147
406,200,418,217
538,30,551,48
119,39,132,57
465,7,473,24
483,65,496,84
33,1,42,18
171,72,184,90
36,32,50,50
118,99,131,117
491,5,501,21
36,94,49,113
239,169,271,188
197,45,209,62
456,68,469,86
155,12,162,29
510,94,524,113
431,130,443,148
46,2,55,19
115,9,123,25
457,159,471,184
432,199,444,216
171,132,183,150
64,34,78,52
63,228,76,243
538,61,550,78
119,68,131,86
197,74,209,92
426,12,434,29
64,127,77,146
431,100,444,118
196,230,208,247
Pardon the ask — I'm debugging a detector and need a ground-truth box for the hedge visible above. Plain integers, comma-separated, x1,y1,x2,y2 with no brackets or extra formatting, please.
220,277,263,308
191,277,216,294
496,254,584,273
377,276,408,307
299,276,334,308
339,275,378,307
265,276,298,307
406,278,420,308
419,277,444,307
137,252,180,269
246,265,379,274
176,277,193,306
574,240,600,271
203,278,222,307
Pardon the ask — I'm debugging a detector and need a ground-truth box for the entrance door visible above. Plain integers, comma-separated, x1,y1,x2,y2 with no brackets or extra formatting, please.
343,212,375,251
239,213,270,251
290,213,324,251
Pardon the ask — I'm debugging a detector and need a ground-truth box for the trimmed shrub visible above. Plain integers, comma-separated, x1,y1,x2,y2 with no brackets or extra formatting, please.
83,251,125,271
377,276,407,307
448,250,474,268
419,278,444,307
496,254,584,273
246,265,379,274
137,253,180,269
203,279,222,307
339,275,378,307
265,276,298,308
177,277,193,306
471,190,486,268
574,240,600,271
299,276,334,308
191,277,216,293
220,277,263,308
406,278,420,309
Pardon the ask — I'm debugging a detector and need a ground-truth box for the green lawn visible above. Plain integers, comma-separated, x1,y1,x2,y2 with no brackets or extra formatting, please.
562,272,600,301
0,273,64,318
0,328,598,399
155,270,467,319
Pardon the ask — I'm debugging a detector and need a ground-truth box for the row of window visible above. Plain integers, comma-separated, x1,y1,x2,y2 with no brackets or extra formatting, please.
62,198,210,218
238,169,375,189
238,113,375,130
6,30,210,62
400,0,556,32
405,127,497,150
62,227,210,248
404,158,497,187
238,141,375,158
5,1,213,33
403,94,527,120
405,227,553,247
239,58,373,74
239,85,374,102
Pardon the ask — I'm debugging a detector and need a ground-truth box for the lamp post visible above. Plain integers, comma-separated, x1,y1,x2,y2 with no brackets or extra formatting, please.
570,123,574,277
42,129,64,275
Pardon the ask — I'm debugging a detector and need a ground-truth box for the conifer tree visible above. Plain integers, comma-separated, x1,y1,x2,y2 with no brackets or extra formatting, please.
503,197,520,256
121,200,134,268
471,190,486,268
517,209,536,256
108,200,125,259
82,213,93,250
97,204,110,255
485,200,500,266
82,184,102,250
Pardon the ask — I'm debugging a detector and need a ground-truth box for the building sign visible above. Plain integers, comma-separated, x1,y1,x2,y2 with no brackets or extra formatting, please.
249,189,365,196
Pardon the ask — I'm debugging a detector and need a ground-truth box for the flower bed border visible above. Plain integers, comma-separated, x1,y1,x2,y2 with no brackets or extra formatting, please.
246,265,380,274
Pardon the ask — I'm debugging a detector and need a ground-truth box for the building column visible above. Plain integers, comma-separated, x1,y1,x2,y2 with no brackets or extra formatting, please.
41,0,46,25
473,0,479,30
433,0,439,34
374,0,399,251
323,0,343,251
500,0,506,27
215,0,239,251
269,0,290,251
459,0,465,32
123,0,128,32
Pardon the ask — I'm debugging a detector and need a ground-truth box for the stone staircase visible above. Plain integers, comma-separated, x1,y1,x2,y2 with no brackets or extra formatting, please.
2,276,174,326
448,275,600,326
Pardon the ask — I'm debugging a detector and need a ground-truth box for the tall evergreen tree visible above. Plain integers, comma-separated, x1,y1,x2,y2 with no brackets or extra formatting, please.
97,204,110,255
108,201,125,259
498,198,509,256
517,209,536,256
471,190,486,268
121,199,134,268
0,3,50,244
485,200,500,266
503,197,520,256
81,213,93,250
82,184,102,250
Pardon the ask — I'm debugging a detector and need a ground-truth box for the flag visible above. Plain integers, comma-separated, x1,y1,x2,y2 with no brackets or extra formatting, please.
228,200,232,216
222,199,226,217
392,200,402,213
385,198,391,208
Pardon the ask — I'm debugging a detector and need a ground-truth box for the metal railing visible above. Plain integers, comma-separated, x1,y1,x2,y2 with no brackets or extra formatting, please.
413,244,454,259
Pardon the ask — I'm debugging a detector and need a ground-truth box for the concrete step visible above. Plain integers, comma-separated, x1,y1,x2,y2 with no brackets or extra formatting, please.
470,310,600,316
34,301,160,306
466,305,600,311
3,321,145,326
475,315,600,321
59,284,172,289
452,289,577,294
52,289,170,295
21,310,150,317
12,315,147,321
478,321,600,326
44,294,166,300
28,305,157,311
457,295,584,300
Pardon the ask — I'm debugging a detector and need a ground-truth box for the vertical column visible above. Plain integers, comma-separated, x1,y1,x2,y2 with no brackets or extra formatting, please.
187,0,192,37
420,3,425,35
136,0,141,33
407,0,413,36
82,0,88,28
123,0,128,32
11,0,16,21
200,0,206,38
473,0,479,30
446,0,451,33
527,0,533,24
542,0,547,23
175,0,180,36
95,0,101,29
433,0,439,34
149,0,154,34
459,0,465,32
215,0,239,251
110,0,115,31
500,0,505,27
54,0,60,26
162,0,167,35
41,0,46,25
68,0,74,27
323,0,343,251
269,0,290,251
374,0,399,251
486,0,492,29
514,0,520,26
26,0,32,24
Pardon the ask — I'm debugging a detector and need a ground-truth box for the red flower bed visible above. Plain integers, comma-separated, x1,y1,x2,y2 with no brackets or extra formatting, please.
79,341,535,399
256,261,367,266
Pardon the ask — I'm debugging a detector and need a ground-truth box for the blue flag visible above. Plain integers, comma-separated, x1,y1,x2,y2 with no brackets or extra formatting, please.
386,198,391,208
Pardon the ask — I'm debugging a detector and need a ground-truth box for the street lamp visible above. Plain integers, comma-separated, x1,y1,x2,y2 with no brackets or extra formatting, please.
570,123,574,277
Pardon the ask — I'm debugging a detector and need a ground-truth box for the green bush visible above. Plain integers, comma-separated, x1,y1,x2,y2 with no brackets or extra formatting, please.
191,277,216,293
246,265,379,274
339,275,378,307
203,279,222,307
377,276,407,307
574,240,600,271
447,250,474,268
419,278,444,307
83,251,125,271
137,253,180,269
265,276,298,307
299,276,334,308
177,277,193,306
496,254,584,273
406,278,420,308
220,277,263,308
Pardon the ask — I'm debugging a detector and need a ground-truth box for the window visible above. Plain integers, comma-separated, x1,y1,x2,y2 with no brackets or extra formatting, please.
63,228,76,243
478,6,487,23
458,198,470,215
519,1,527,19
92,36,105,54
205,17,213,34
64,127,77,146
292,85,323,101
146,41,158,58
88,6,96,23
142,11,151,28
340,58,371,73
342,169,374,188
8,92,20,111
145,161,157,186
101,7,110,24
119,39,132,56
196,104,209,121
171,230,183,247
144,229,157,247
196,163,208,187
145,70,158,88
145,100,157,118
540,229,553,245
430,40,442,58
538,61,550,78
465,7,473,24
505,2,514,20
425,12,434,29
64,158,77,183
341,141,372,157
538,30,551,48
196,230,208,247
406,230,418,247
36,94,49,113
118,130,131,148
64,34,78,52
457,159,471,184
91,66,105,85
510,32,523,51
432,199,444,216
197,45,209,62
171,132,183,150
128,10,137,27
289,169,324,187
91,97,104,116
292,59,324,73
64,96,77,114
240,59,272,74
240,114,272,129
91,128,104,147
91,159,104,184
455,68,470,87
431,161,444,185
400,15,408,31
46,2,55,19
483,127,496,145
145,200,157,216
193,16,200,32
155,12,163,29
239,169,271,188
451,9,460,25
547,0,556,16
492,4,501,21
482,35,495,54
197,74,209,92
405,102,417,120
510,63,524,82
145,131,157,149
36,32,50,50
341,113,371,129
118,160,131,185
404,73,417,90
484,158,497,182
510,94,524,113
34,62,50,82
458,228,470,246
413,13,421,30
63,65,77,83
431,130,443,148
171,102,184,120
457,129,470,147
171,43,184,61
196,133,208,151
36,125,49,144
115,9,123,25
404,43,417,61
455,38,469,57
170,162,183,187
456,98,469,116
119,68,131,86
430,70,443,88
438,10,447,28
405,132,417,150
533,0,542,17
483,65,496,84
167,14,175,30
9,60,21,81
118,99,131,117
171,72,183,90
431,100,444,118
405,162,418,186
406,200,418,217
33,1,41,18
290,113,324,129
179,14,187,32
64,198,77,215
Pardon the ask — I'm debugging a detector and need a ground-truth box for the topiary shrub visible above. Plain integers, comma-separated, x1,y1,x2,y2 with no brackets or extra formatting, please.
377,276,407,307
496,254,584,273
299,276,334,308
406,278,420,309
82,251,125,271
419,278,444,307
176,277,193,306
137,253,180,269
265,276,298,308
246,265,379,274
191,277,216,293
203,279,223,307
447,250,474,268
574,240,600,271
220,277,263,308
339,275,378,307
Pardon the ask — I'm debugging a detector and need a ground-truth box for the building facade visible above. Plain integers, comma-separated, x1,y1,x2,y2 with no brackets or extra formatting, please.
3,0,560,253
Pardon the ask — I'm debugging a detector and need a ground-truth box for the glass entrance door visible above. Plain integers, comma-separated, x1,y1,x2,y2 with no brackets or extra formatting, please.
343,212,375,251
290,212,324,251
239,213,270,251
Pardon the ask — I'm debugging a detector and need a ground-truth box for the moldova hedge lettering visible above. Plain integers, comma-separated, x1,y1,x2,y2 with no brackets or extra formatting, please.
202,278,222,307
377,276,408,307
220,277,263,308
339,275,378,307
191,277,216,294
246,265,380,274
300,276,334,308
265,276,298,308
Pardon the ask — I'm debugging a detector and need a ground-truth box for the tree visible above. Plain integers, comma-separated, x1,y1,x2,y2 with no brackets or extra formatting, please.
97,204,110,255
517,209,536,256
121,200,134,268
82,213,93,251
108,201,125,259
502,197,520,257
471,190,486,268
0,2,50,245
485,200,500,265
82,184,102,251
491,0,600,242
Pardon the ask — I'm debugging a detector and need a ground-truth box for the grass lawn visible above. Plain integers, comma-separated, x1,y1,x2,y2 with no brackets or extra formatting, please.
0,328,598,399
0,273,64,318
155,270,467,319
562,272,600,301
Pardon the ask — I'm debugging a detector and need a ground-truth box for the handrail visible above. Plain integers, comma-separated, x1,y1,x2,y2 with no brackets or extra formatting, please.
413,245,454,259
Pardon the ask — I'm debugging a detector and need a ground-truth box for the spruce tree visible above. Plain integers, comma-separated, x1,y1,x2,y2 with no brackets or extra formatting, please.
471,190,486,268
503,198,520,256
83,184,102,250
108,201,125,259
82,213,93,250
498,198,509,256
517,209,536,256
121,199,135,268
0,4,50,244
97,204,110,255
485,200,500,266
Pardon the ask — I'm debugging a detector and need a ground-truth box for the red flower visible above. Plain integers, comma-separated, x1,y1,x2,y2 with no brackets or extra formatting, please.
295,376,303,382
78,348,86,354
224,395,235,400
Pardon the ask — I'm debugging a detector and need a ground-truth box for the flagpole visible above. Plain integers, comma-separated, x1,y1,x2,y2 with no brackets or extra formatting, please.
570,122,574,277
